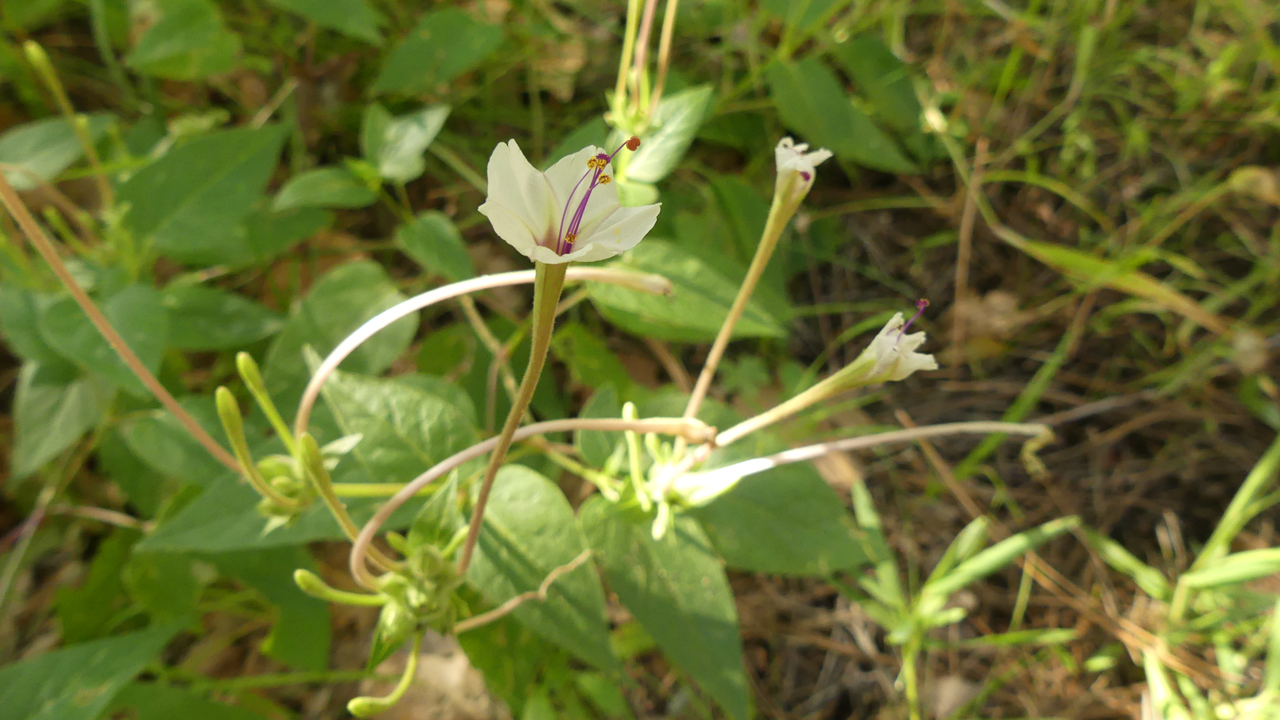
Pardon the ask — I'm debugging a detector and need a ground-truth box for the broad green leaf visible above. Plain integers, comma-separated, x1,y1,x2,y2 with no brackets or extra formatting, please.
832,35,922,134
0,287,79,371
264,260,417,404
226,206,332,267
0,622,182,720
372,9,504,94
467,466,616,671
37,285,169,397
11,363,109,478
396,211,475,282
272,167,377,210
407,472,462,548
125,0,240,79
580,499,748,720
588,240,785,342
161,284,283,351
760,0,845,32
766,58,916,173
619,85,713,184
209,546,331,671
690,462,867,575
544,116,610,169
266,0,384,44
1,0,72,30
110,683,268,720
119,125,288,264
320,369,477,484
551,322,633,395
0,114,115,190
574,385,623,469
124,552,201,623
456,614,554,716
97,430,171,518
361,103,451,182
117,396,237,486
576,673,636,720
55,529,138,643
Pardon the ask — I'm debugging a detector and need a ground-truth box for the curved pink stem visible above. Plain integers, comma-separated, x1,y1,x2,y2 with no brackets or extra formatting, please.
348,416,714,588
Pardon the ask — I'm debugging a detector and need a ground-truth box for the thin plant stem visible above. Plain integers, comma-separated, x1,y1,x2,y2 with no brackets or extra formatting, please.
293,267,670,441
428,144,487,194
47,504,151,532
680,184,794,444
23,42,114,209
298,433,398,573
457,262,568,575
649,0,681,110
0,174,239,472
631,0,661,117
0,163,100,245
347,632,422,717
348,416,714,588
614,0,643,114
455,550,592,633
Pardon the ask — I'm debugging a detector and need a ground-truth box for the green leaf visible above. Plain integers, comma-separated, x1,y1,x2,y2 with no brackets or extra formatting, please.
11,363,109,478
124,552,201,623
320,369,478,485
161,284,283,351
574,385,623,469
831,36,922,134
620,85,713,183
0,114,115,190
110,683,268,720
125,0,240,80
467,466,616,671
456,614,553,716
264,260,417,404
396,211,475,282
689,462,868,575
766,58,916,174
0,622,182,720
37,285,169,397
372,9,504,94
580,500,748,720
118,399,234,488
361,103,451,182
272,167,378,211
407,472,463,548
231,206,332,267
551,322,633,395
55,529,139,643
266,0,384,44
760,0,845,33
588,240,785,342
0,287,74,370
208,546,331,671
120,124,288,264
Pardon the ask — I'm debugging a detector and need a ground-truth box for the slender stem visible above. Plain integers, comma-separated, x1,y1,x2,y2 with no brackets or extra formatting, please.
348,416,714,588
680,186,794,440
428,144,487,194
649,0,681,110
23,42,114,209
47,504,151,531
293,267,670,442
902,637,923,720
347,632,422,717
458,263,567,575
631,0,661,117
680,422,1051,491
299,433,397,573
0,174,239,472
331,483,438,498
714,372,866,447
614,0,643,115
1191,433,1280,572
455,550,593,633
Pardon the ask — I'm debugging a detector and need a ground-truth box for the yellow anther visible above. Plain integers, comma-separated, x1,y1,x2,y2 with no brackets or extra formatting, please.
587,157,604,170
564,233,577,244
598,175,611,184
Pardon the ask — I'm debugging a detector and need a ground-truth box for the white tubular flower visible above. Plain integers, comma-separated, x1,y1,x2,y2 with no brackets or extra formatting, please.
774,137,832,209
478,138,660,265
860,301,939,382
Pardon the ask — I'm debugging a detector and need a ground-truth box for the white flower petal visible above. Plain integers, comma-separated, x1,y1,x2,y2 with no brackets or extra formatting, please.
477,201,540,259
485,140,556,239
575,204,661,261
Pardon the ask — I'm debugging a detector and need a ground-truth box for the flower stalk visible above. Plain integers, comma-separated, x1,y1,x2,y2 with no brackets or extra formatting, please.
457,262,568,574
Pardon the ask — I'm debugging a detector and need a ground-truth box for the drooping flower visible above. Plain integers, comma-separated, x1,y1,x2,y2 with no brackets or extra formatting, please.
774,137,832,210
859,300,938,382
478,138,660,265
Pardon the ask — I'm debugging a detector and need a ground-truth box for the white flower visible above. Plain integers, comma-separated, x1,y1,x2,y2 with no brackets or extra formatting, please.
860,308,938,382
478,139,660,265
774,137,832,207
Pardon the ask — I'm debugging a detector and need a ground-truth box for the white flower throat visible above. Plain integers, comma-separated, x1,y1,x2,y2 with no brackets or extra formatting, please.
555,138,637,255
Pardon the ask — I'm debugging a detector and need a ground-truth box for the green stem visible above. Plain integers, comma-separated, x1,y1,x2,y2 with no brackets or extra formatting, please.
902,636,923,720
457,262,567,574
299,433,398,572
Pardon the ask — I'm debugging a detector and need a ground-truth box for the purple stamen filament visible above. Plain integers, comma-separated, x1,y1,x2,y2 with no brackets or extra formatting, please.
554,141,630,256
896,298,930,341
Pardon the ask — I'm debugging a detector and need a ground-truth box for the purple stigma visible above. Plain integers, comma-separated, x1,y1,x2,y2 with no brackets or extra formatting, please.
897,298,929,340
